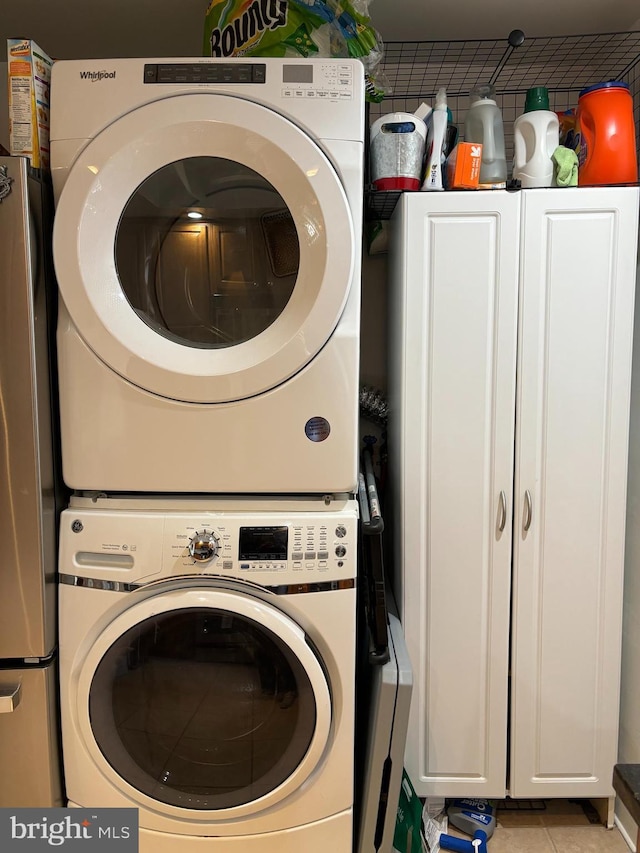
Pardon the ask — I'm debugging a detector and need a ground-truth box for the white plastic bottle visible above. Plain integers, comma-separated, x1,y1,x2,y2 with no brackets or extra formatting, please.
422,87,448,191
513,86,560,188
464,84,507,186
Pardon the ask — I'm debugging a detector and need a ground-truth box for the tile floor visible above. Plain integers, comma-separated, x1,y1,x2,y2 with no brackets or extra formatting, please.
443,800,632,852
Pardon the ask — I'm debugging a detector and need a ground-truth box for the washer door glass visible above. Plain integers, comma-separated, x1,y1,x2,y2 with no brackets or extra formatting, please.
89,607,317,810
115,157,299,349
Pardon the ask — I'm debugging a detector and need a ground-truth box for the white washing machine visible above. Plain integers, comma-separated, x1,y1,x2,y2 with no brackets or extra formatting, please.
58,494,357,852
50,57,364,494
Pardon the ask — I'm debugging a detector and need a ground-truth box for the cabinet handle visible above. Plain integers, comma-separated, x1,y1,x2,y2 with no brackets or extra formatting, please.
523,490,533,533
497,490,507,532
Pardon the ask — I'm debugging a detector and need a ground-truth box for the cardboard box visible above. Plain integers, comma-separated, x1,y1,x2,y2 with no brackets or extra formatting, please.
7,38,53,169
446,141,482,189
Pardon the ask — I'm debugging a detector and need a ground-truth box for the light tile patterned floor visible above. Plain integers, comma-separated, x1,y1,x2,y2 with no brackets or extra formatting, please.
444,800,632,853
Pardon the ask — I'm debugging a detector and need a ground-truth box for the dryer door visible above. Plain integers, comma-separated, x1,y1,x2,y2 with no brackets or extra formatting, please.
77,587,332,817
52,93,356,403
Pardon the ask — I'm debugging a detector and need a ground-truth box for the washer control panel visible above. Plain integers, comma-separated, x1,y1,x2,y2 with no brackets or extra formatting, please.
169,515,356,582
61,504,358,586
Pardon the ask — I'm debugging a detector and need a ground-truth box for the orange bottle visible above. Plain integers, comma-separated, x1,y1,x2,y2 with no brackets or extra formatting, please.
577,81,638,185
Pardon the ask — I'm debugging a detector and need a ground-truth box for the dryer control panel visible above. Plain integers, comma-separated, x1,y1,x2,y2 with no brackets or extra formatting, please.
141,60,354,101
60,502,358,588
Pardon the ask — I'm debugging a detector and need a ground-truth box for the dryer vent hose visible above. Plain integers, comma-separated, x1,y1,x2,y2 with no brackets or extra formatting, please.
359,385,388,427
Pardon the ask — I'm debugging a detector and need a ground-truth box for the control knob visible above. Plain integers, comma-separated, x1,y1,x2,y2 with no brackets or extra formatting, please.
188,529,220,563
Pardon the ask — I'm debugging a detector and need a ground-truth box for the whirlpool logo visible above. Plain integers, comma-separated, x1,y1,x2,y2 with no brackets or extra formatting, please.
79,70,116,82
0,809,138,851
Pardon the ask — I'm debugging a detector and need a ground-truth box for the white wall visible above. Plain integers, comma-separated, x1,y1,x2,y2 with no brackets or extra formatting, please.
372,0,640,41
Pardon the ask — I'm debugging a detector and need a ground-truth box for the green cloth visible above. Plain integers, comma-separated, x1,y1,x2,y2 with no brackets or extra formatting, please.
552,145,579,187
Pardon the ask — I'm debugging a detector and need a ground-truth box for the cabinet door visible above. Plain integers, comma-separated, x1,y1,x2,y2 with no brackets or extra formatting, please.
511,187,639,798
391,191,520,797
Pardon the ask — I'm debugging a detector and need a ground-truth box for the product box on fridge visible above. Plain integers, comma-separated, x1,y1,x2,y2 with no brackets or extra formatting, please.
7,38,53,169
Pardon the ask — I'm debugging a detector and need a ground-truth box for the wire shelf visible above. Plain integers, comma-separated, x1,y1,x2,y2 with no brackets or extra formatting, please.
378,31,640,101
365,30,640,219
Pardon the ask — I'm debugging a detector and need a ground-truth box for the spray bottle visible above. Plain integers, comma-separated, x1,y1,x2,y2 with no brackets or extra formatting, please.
422,87,448,191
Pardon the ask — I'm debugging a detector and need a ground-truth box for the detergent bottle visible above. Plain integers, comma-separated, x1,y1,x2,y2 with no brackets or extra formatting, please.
513,86,560,187
447,799,497,840
464,85,507,187
576,81,638,185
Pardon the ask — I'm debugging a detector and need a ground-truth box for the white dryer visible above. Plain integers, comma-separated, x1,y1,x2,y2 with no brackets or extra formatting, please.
58,495,358,852
50,58,364,494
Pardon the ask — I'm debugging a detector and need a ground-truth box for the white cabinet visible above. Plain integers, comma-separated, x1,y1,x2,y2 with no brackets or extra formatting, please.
388,187,639,799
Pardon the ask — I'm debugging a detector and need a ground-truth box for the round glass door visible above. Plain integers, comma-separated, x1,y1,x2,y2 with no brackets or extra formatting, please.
115,157,299,350
85,599,328,812
53,93,355,403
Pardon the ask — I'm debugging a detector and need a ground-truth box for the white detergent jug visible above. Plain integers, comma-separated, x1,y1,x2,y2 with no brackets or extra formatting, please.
513,86,559,188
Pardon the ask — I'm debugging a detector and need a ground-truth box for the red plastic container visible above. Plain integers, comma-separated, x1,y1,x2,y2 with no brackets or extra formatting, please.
577,81,638,186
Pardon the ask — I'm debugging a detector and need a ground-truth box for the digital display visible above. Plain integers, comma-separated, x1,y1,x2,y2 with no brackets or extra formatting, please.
283,65,313,84
239,526,288,561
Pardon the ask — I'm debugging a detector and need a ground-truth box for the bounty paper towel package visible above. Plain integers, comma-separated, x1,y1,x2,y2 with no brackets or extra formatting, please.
203,0,388,101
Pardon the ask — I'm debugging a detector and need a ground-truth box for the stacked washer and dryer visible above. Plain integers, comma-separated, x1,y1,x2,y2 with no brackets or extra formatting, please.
50,58,365,852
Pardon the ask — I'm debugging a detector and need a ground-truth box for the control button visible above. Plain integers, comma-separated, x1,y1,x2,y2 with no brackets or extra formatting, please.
317,550,329,560
189,529,220,563
318,561,328,569
335,525,347,538
222,561,233,570
335,545,347,558
293,561,303,569
240,563,250,570
304,551,316,560
306,90,316,97
282,89,293,97
306,562,315,568
143,64,158,83
292,551,303,560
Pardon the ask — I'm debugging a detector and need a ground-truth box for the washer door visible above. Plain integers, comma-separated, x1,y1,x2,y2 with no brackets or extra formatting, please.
77,588,332,817
53,93,355,403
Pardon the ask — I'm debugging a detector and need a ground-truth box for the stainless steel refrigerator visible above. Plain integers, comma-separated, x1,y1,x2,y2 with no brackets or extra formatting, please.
0,156,63,806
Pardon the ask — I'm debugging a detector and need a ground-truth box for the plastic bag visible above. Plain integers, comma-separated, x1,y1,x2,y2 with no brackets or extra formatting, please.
392,769,424,853
203,0,389,102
